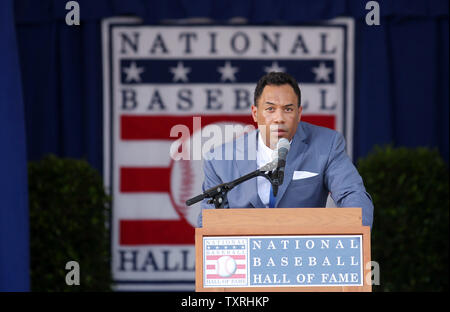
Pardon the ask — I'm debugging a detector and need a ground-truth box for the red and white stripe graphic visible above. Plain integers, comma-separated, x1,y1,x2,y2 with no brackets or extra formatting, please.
205,255,247,280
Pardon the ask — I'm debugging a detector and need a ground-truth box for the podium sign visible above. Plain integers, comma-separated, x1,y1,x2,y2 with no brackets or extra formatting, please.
196,208,371,292
203,235,363,288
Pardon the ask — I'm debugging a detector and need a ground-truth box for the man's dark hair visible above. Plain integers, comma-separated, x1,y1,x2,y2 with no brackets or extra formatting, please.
254,72,301,107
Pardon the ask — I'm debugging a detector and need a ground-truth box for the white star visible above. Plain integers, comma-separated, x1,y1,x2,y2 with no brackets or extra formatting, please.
264,61,286,73
170,61,191,82
217,61,239,82
312,62,333,82
123,61,144,82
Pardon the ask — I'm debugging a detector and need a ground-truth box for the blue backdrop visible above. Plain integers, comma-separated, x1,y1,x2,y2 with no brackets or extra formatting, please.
1,0,448,291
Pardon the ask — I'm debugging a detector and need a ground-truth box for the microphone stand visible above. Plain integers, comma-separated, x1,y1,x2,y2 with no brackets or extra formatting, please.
186,168,280,208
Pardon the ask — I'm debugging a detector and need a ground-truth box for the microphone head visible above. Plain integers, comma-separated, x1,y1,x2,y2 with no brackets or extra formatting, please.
277,138,290,151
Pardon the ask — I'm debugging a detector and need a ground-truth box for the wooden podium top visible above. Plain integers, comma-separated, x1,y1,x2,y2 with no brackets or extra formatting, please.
202,207,364,234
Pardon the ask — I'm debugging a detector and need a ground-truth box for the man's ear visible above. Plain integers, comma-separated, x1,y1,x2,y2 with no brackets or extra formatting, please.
251,105,258,123
297,105,303,123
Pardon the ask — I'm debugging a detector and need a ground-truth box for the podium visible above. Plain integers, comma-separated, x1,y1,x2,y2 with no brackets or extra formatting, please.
195,208,371,292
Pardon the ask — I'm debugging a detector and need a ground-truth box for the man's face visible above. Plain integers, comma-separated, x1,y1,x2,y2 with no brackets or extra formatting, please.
251,84,302,149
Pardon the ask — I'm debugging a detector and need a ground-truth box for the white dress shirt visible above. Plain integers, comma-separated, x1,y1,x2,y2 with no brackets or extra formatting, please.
256,132,275,207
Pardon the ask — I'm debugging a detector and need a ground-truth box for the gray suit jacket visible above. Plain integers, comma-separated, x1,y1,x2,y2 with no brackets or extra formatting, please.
199,121,373,228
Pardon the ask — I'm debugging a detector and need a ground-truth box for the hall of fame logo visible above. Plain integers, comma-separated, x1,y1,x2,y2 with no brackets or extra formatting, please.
203,238,248,287
102,17,354,291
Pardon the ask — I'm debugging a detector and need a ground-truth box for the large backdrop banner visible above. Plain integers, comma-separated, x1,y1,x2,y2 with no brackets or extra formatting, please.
103,17,355,291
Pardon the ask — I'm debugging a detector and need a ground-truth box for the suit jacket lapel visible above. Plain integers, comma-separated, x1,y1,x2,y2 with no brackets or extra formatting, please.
235,130,265,208
274,122,308,207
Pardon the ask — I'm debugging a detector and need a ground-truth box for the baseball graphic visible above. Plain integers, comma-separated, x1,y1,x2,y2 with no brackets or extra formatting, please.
216,256,237,277
169,121,253,227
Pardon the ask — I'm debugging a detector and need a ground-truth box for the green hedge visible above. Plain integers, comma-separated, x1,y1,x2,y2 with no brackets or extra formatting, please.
28,155,112,291
357,146,449,291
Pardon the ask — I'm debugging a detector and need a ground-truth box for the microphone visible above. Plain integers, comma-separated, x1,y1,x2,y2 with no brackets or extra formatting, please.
186,138,290,208
273,138,290,185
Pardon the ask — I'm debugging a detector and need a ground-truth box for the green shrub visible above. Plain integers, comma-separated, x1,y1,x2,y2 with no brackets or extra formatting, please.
28,155,111,291
357,146,449,291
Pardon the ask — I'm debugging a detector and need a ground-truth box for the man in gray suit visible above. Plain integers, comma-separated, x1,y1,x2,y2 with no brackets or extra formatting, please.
199,72,373,228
